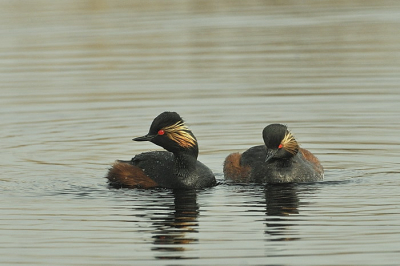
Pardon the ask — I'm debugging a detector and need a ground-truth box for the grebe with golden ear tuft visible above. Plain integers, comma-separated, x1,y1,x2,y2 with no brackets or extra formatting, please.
223,124,323,183
107,112,216,189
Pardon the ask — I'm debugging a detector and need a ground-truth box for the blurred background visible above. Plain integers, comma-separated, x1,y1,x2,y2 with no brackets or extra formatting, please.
1,1,400,265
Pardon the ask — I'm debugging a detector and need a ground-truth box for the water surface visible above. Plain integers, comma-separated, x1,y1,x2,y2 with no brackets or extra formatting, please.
1,1,400,265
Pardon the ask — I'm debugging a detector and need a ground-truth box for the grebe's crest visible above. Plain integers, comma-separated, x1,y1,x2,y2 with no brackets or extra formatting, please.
281,131,299,155
162,121,197,148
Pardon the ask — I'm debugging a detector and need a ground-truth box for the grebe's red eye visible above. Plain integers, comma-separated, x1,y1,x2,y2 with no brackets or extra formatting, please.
278,144,283,149
158,129,165,135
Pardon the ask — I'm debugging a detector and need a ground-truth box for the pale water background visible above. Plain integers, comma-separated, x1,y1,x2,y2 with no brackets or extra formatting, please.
1,1,400,265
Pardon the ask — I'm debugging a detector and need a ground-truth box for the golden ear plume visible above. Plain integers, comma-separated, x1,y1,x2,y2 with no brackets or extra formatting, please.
163,121,197,148
281,131,299,155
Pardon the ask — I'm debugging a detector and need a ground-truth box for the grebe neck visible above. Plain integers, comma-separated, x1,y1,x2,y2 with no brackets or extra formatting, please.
173,148,198,177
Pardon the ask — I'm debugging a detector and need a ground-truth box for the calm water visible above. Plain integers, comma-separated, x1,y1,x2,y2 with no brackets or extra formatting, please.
1,1,400,265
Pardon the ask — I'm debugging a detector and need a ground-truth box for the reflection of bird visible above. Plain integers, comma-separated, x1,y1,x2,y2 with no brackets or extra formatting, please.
152,189,199,258
264,184,301,241
107,112,216,189
224,124,323,183
265,184,299,217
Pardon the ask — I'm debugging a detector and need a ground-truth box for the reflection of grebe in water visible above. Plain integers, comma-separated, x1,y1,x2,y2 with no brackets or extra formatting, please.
264,184,300,241
151,189,199,260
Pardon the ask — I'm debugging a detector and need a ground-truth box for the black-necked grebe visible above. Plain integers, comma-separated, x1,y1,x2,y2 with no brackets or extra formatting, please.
223,124,323,183
107,112,216,189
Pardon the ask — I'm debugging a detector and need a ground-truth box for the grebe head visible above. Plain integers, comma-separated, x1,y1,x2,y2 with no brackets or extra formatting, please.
133,112,198,155
262,124,299,162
